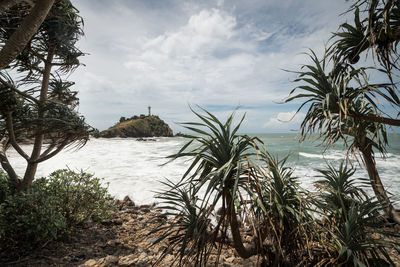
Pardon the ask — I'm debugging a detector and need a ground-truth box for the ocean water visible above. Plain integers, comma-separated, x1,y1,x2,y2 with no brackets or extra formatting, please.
5,134,400,205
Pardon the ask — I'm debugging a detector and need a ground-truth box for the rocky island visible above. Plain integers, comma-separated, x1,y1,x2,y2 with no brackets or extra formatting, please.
99,114,173,138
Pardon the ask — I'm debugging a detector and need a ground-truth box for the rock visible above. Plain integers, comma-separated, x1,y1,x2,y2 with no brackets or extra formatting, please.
139,204,152,209
136,138,156,141
122,196,135,207
80,259,97,267
104,255,119,265
136,246,149,254
164,254,174,264
112,218,123,225
226,256,235,263
106,240,121,246
141,207,151,213
3,197,302,267
86,248,94,257
119,254,137,266
75,250,87,259
126,219,136,225
138,252,148,261
145,237,158,244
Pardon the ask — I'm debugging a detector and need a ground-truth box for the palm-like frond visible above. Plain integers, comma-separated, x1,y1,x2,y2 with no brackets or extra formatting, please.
285,50,393,156
314,162,366,218
255,152,313,262
155,108,268,264
333,1,400,77
314,162,400,266
167,106,261,192
153,180,212,266
331,7,369,64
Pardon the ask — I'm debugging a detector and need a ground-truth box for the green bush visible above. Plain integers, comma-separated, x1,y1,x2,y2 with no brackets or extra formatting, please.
314,162,399,266
257,153,312,263
0,179,67,251
0,169,115,254
0,170,10,204
44,169,115,227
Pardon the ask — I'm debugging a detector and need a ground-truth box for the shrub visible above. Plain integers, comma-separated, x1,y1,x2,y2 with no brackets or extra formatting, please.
256,153,313,264
314,162,399,266
0,179,67,251
44,169,115,227
0,170,10,204
0,169,115,254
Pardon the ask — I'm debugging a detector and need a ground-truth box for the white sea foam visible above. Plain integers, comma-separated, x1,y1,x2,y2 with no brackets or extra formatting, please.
4,136,400,205
299,151,343,160
6,138,189,204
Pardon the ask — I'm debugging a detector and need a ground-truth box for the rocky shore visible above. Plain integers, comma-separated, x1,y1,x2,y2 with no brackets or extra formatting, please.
1,197,265,267
2,197,399,266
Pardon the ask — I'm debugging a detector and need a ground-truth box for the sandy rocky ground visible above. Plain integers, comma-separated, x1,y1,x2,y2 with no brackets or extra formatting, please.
2,197,266,267
2,197,400,267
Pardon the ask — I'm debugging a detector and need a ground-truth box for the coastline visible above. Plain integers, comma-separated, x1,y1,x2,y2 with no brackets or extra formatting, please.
6,135,400,205
1,197,264,267
2,195,400,266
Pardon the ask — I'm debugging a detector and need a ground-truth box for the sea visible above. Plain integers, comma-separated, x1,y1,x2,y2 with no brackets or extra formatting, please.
5,134,400,206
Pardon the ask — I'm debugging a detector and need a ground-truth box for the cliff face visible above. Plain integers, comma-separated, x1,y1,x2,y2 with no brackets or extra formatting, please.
99,116,173,138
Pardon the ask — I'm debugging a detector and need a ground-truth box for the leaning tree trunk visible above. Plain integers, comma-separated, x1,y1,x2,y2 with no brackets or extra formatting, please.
18,46,54,191
360,142,400,224
0,133,21,189
225,190,266,259
0,0,55,70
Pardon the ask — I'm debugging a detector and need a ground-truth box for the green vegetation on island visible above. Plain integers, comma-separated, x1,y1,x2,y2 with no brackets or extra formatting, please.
99,115,173,138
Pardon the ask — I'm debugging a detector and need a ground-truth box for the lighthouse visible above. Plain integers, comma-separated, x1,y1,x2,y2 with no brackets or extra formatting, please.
148,106,151,116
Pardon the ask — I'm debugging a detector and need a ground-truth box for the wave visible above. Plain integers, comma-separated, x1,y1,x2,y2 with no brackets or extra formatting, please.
299,152,343,160
5,137,400,205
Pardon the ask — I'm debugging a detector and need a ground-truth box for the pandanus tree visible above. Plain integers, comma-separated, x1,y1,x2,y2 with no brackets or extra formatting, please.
285,49,400,223
0,0,92,191
0,0,56,70
286,0,400,223
314,162,399,266
154,108,311,265
335,1,400,80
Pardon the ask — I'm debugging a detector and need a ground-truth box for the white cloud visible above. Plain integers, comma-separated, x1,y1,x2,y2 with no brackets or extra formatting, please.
263,111,305,131
119,7,315,107
70,0,350,132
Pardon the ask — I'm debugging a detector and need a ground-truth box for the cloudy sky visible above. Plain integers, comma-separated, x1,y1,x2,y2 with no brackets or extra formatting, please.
70,0,352,133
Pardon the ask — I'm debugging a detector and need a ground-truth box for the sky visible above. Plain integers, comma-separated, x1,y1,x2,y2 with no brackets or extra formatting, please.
70,0,353,133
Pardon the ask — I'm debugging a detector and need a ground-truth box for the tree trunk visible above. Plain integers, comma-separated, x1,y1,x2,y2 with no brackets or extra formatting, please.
19,46,54,191
0,0,55,70
225,191,265,259
360,143,400,224
0,133,21,188
226,192,253,258
348,112,400,127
